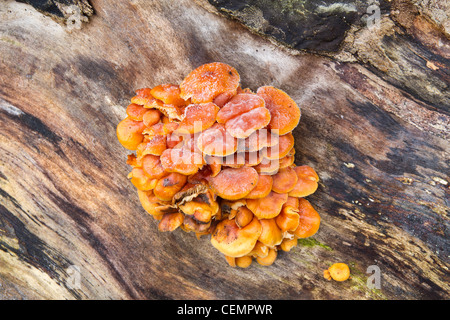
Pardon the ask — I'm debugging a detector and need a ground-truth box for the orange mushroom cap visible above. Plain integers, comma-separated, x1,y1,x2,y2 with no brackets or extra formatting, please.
288,165,320,198
294,198,321,238
126,103,149,121
131,88,155,106
153,172,188,202
216,93,265,123
248,241,269,258
271,166,298,194
236,256,253,268
246,191,288,219
180,62,240,103
245,174,273,199
175,102,220,134
160,147,202,176
258,218,283,247
243,129,279,152
158,212,184,232
211,216,262,257
150,83,187,106
144,99,186,121
325,263,350,282
142,109,162,127
256,248,277,266
182,215,212,234
141,154,168,180
116,117,146,150
178,189,219,224
137,190,172,217
197,123,238,157
208,167,259,200
253,158,280,175
275,204,300,232
225,107,271,139
216,93,270,139
213,90,236,108
136,135,167,157
265,132,295,160
280,237,298,252
130,167,158,191
235,206,254,228
278,155,295,169
256,86,301,135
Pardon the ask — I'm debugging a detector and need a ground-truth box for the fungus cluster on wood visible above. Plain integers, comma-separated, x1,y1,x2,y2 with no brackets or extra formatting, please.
117,62,321,268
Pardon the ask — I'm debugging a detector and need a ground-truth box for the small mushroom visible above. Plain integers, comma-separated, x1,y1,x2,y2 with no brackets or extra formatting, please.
243,129,279,152
294,198,321,238
258,218,283,248
153,172,188,202
137,190,172,217
278,155,295,169
182,215,211,233
288,165,320,198
256,248,277,266
236,256,253,268
324,263,350,282
265,132,295,160
178,190,219,224
129,167,158,191
136,134,167,157
246,191,288,219
279,237,298,252
216,93,265,124
116,117,146,150
248,241,269,258
130,88,155,106
245,174,273,199
180,62,240,103
126,103,149,121
271,166,298,194
142,109,162,127
225,107,271,139
175,102,220,134
211,216,262,257
141,154,168,180
253,158,280,175
197,123,238,157
275,204,300,232
158,212,184,232
219,199,246,220
203,155,222,177
208,167,259,200
235,206,254,228
256,86,301,135
150,83,187,106
159,147,202,176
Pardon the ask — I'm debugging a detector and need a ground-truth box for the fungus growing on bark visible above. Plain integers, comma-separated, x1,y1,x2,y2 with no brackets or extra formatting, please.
116,62,322,268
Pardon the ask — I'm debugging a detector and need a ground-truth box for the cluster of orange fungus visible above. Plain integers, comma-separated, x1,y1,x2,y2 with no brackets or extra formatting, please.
116,62,321,268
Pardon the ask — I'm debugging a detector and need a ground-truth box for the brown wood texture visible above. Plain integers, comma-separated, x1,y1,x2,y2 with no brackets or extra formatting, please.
0,0,449,300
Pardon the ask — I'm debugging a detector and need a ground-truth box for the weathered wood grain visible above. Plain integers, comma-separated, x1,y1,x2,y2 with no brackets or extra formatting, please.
0,0,448,299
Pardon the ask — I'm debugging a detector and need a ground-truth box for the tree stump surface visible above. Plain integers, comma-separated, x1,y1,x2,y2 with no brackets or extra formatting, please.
0,0,448,300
